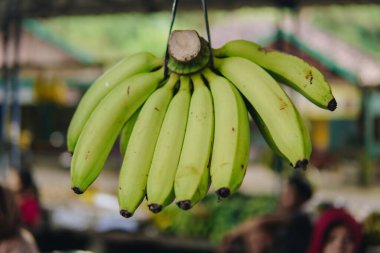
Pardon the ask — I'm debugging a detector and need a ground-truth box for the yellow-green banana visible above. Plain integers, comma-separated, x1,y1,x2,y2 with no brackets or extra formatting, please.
67,52,163,152
245,97,310,169
213,40,336,111
119,108,141,157
147,76,191,213
214,57,309,168
118,74,179,218
203,68,250,199
71,68,164,195
174,74,213,210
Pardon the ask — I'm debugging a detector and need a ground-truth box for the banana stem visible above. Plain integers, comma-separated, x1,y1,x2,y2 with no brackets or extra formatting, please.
165,73,179,89
167,30,211,75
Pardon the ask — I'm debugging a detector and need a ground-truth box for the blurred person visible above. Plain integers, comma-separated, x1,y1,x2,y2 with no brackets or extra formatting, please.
0,184,40,253
219,215,284,253
267,172,314,253
6,169,42,231
219,172,313,253
307,208,362,253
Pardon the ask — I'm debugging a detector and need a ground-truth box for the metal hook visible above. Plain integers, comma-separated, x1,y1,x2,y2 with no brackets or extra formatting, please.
202,0,214,69
164,0,213,78
164,0,179,78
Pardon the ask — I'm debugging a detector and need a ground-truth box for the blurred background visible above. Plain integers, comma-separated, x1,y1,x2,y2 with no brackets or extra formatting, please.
1,0,380,252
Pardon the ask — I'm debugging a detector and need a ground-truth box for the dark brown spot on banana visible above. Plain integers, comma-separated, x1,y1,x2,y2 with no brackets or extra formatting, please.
258,46,270,54
232,127,235,132
127,86,131,96
154,107,160,112
85,150,90,161
305,70,313,85
279,98,288,110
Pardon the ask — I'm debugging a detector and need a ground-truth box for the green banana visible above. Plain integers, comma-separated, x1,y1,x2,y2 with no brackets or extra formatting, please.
118,74,179,218
244,97,310,169
175,74,213,210
119,108,141,157
147,76,191,213
203,68,250,199
71,68,164,195
213,40,336,111
296,107,312,161
67,52,163,152
214,57,309,168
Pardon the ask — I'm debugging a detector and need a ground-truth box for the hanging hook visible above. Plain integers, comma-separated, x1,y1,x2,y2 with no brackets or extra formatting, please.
201,0,214,69
164,0,213,78
164,0,179,78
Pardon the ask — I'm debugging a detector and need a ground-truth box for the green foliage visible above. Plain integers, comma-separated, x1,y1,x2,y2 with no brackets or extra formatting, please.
311,5,380,59
37,7,277,64
363,212,380,245
151,193,277,242
36,5,380,74
40,12,208,63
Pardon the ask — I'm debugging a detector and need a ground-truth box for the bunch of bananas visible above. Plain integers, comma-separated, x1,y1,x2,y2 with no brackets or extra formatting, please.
68,30,336,218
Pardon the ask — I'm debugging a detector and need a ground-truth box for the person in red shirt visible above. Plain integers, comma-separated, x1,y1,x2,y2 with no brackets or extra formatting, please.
6,169,41,231
0,184,40,253
307,208,362,253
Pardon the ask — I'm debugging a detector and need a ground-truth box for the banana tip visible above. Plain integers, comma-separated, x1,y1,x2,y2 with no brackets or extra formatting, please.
294,159,309,170
72,187,84,195
328,98,337,111
176,200,192,210
148,204,163,213
216,188,231,199
120,210,133,218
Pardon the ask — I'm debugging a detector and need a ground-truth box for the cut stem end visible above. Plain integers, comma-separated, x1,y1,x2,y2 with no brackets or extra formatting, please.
176,200,192,210
328,98,337,111
148,204,163,214
167,30,211,75
294,159,309,170
216,188,231,199
120,210,133,218
72,187,84,195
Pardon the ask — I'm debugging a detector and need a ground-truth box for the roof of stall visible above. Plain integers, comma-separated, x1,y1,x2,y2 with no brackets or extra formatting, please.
1,0,380,18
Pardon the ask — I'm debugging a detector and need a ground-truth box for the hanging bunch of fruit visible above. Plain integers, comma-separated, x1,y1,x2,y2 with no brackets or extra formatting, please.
67,28,336,218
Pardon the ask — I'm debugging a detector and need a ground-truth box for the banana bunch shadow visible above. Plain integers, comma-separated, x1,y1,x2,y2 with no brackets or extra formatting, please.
68,40,336,218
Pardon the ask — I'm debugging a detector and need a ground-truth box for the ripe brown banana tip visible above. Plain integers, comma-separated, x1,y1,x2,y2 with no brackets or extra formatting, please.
120,210,133,218
328,98,337,111
177,200,192,210
295,159,309,170
72,187,84,195
148,204,163,213
217,187,231,199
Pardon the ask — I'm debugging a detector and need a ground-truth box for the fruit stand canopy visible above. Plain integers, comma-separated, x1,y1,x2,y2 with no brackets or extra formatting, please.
1,0,380,18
